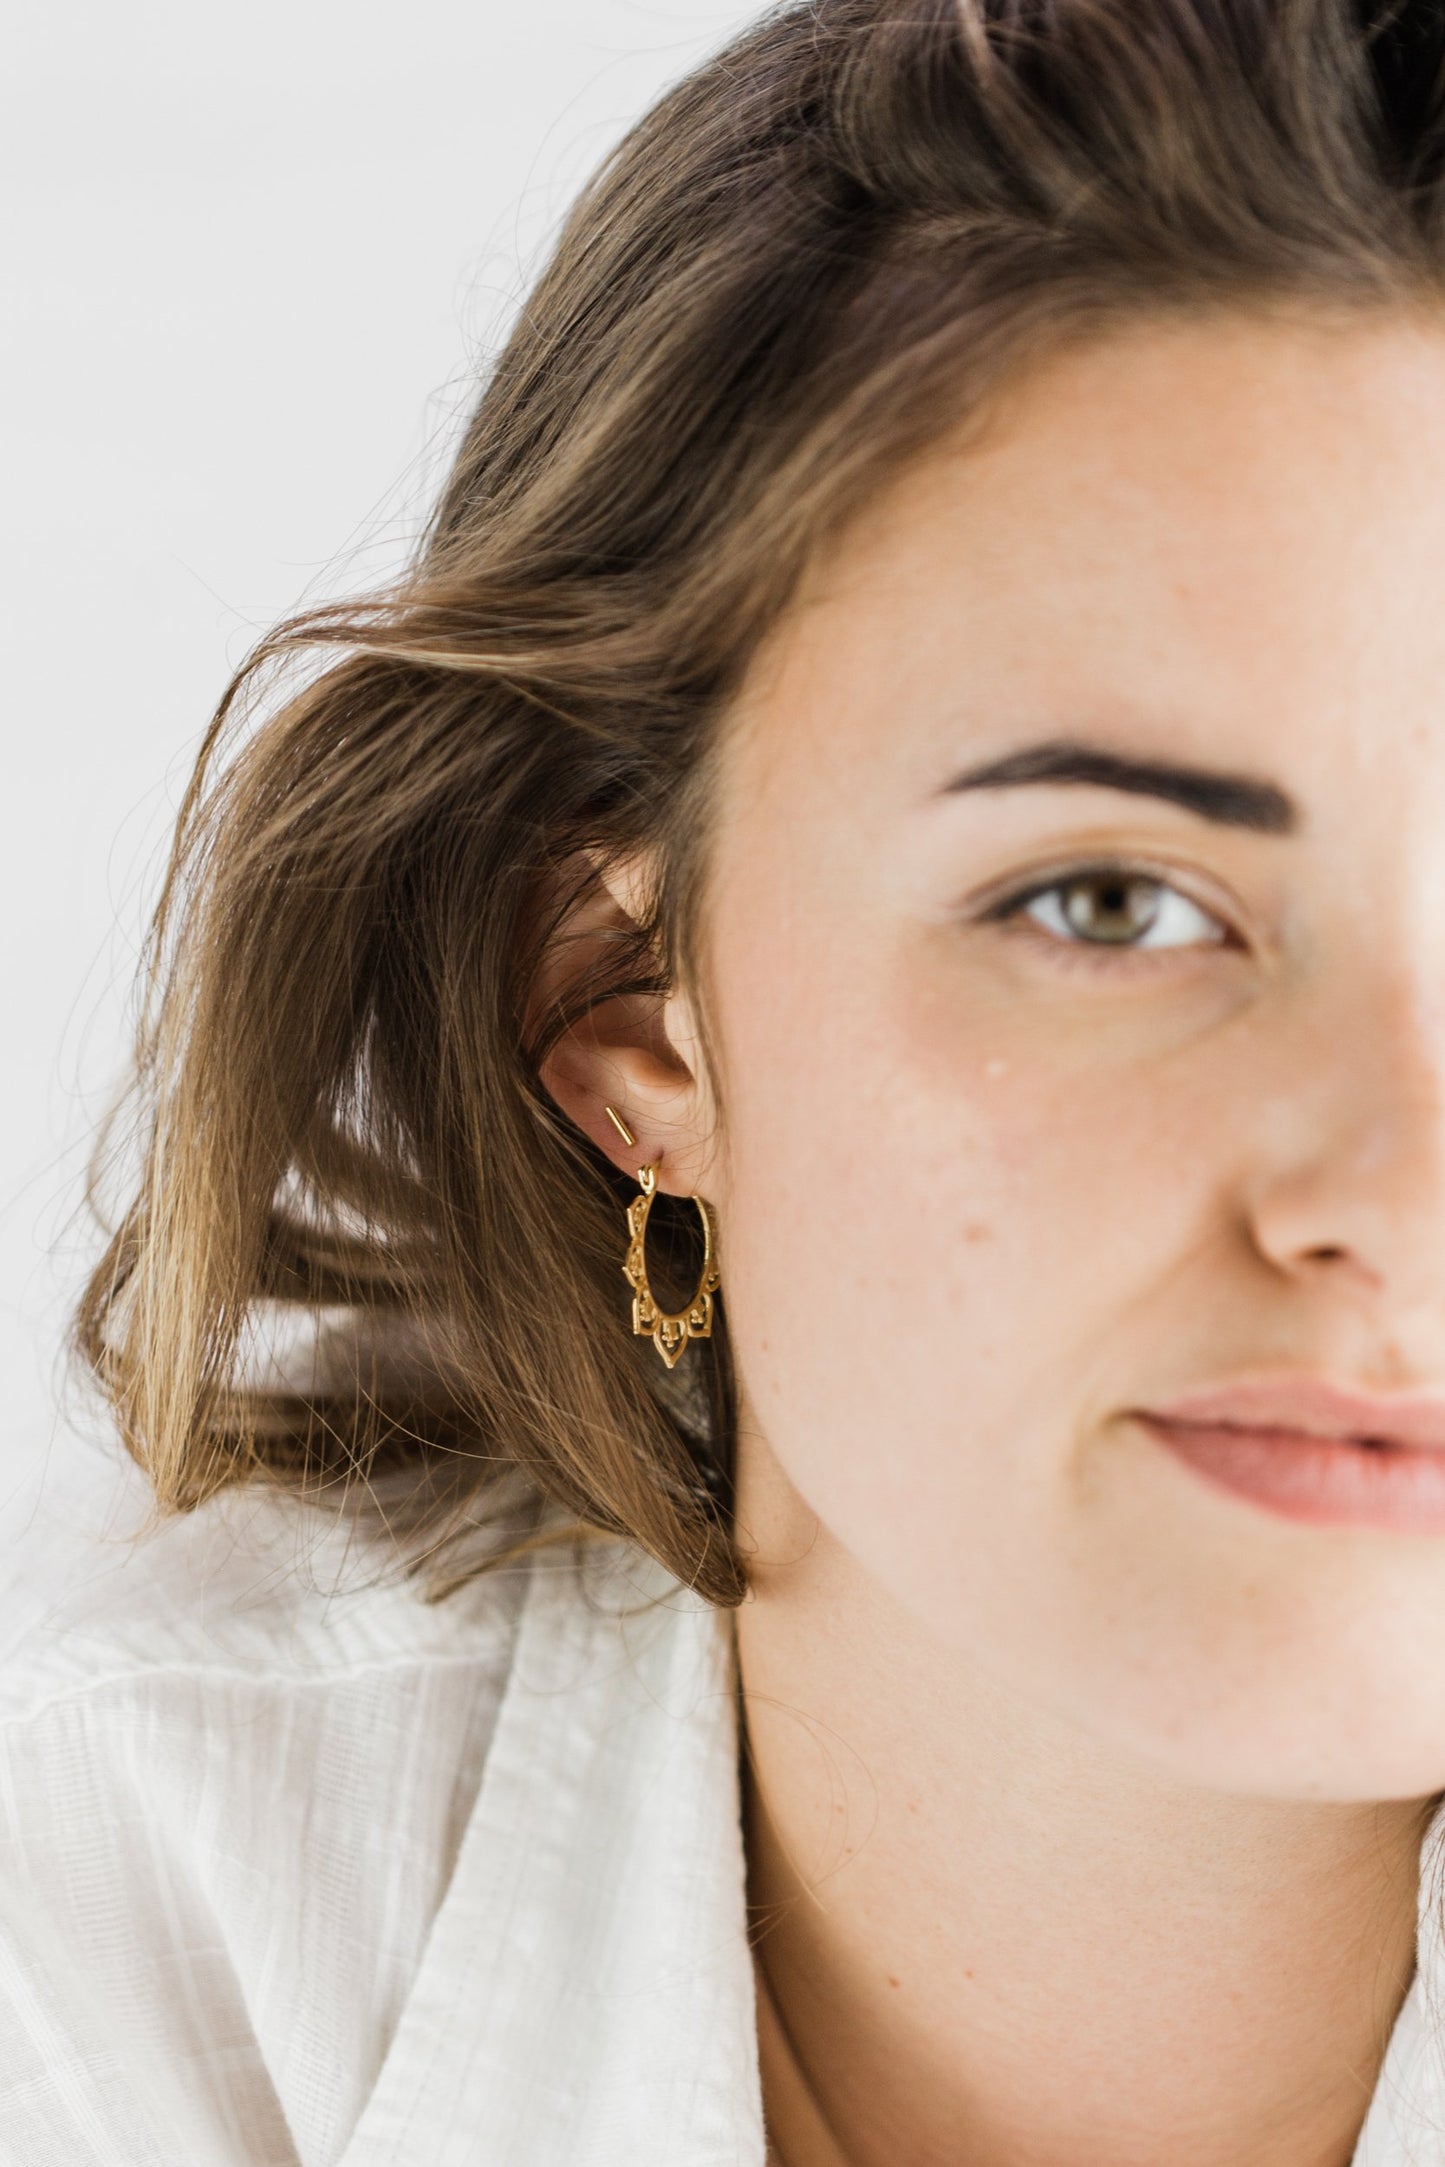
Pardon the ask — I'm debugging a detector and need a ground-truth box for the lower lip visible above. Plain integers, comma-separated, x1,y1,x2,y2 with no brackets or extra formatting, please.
1135,1415,1445,1532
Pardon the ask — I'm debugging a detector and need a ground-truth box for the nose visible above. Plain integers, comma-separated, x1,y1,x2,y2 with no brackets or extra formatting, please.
1243,968,1445,1328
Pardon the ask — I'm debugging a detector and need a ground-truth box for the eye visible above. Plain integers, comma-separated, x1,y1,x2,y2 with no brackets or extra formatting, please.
987,866,1230,952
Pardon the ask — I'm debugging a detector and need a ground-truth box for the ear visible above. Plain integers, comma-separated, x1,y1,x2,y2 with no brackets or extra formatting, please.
532,848,718,1199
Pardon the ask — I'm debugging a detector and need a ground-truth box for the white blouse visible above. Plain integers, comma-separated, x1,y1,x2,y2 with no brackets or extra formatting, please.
1,1440,1443,2166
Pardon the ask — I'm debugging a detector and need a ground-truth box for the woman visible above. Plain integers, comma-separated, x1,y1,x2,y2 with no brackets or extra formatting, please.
7,0,1445,2159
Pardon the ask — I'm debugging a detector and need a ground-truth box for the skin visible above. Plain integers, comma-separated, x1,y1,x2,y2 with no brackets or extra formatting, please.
540,305,1445,2165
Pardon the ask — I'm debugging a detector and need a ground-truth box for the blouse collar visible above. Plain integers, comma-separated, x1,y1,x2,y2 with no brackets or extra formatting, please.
339,1531,765,2167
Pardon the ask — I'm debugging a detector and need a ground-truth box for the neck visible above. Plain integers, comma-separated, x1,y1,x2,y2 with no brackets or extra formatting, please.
733,1434,1427,2167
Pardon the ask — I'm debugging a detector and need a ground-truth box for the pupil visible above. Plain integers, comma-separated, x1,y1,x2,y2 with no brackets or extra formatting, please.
1065,876,1158,942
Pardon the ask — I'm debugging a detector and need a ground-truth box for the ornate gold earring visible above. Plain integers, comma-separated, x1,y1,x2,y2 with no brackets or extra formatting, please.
604,1105,721,1370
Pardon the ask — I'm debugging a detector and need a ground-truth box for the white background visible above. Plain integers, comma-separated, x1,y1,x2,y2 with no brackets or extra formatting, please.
1,0,765,1500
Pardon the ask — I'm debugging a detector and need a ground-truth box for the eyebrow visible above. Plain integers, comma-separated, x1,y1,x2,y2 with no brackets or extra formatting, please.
940,737,1298,835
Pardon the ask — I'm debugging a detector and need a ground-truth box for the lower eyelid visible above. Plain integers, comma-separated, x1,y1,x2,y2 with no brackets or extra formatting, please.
991,921,1233,986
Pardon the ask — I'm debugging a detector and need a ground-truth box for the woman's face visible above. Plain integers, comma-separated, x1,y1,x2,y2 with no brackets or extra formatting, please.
690,305,1445,1802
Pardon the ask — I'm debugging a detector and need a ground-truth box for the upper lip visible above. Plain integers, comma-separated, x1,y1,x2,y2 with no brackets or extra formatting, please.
1135,1374,1445,1454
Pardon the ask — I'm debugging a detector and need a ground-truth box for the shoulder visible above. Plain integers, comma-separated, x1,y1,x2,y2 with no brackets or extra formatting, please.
0,1428,539,1896
0,1433,528,1722
0,1437,749,2164
0,1432,535,1889
0,1434,539,2164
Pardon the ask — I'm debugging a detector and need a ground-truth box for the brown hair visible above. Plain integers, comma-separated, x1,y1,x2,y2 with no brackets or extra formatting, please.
74,0,1445,1605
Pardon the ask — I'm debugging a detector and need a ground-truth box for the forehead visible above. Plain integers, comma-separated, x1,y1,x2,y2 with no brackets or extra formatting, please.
723,305,1445,800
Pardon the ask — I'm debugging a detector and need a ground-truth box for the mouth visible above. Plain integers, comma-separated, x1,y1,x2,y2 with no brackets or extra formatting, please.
1131,1393,1445,1533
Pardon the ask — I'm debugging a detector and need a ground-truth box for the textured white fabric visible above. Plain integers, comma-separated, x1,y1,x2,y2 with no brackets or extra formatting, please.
1,1442,1444,2166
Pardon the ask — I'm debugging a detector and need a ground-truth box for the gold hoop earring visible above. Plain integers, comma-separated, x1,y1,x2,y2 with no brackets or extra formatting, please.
620,1161,721,1370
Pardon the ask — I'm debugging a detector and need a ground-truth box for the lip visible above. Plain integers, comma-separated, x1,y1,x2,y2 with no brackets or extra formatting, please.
1131,1374,1445,1533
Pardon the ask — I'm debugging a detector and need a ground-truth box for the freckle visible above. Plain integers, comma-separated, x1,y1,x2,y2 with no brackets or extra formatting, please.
963,1223,991,1244
906,1798,919,1812
887,1975,901,1989
965,1969,975,1981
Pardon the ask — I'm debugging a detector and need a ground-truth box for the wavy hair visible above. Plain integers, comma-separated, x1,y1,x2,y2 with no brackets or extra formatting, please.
74,0,1445,1603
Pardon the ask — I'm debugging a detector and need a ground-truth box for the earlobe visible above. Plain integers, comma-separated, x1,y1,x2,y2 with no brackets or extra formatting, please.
536,985,705,1181
529,849,714,1195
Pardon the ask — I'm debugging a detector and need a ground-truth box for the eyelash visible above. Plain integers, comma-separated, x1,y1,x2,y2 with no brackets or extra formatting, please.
976,861,1237,969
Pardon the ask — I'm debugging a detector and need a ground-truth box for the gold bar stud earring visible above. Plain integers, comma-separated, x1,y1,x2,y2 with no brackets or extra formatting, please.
604,1103,636,1148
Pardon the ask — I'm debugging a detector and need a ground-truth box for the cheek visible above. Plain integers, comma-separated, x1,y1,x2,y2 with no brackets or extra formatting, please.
708,910,1211,1611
